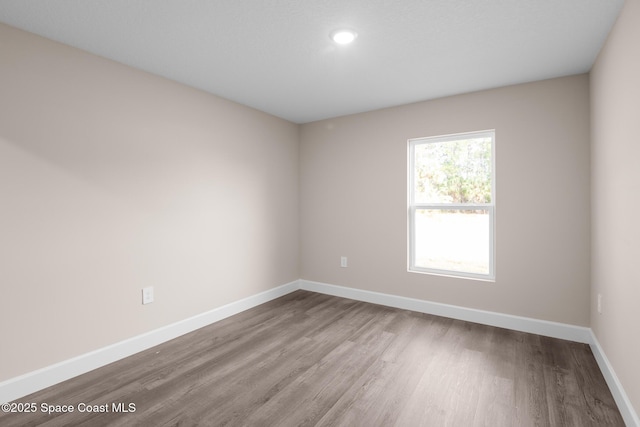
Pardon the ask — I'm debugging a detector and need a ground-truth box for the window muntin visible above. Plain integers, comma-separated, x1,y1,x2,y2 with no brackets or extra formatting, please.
408,131,495,280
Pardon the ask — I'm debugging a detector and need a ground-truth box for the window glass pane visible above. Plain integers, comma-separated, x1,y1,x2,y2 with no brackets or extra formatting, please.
413,137,492,204
414,209,490,275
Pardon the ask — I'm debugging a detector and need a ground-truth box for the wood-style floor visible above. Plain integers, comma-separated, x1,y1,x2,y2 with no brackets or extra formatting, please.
1,290,624,426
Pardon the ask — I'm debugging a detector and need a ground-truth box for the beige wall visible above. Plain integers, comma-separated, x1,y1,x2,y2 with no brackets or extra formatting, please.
0,23,299,381
591,0,640,416
3,7,631,405
300,75,591,326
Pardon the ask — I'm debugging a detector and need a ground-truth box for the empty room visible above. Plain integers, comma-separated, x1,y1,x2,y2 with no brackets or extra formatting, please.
0,1,638,426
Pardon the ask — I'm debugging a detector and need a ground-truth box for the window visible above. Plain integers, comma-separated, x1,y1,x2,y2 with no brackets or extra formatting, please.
408,130,495,280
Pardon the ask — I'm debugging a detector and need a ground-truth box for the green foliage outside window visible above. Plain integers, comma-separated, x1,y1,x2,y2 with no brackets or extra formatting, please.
414,137,492,206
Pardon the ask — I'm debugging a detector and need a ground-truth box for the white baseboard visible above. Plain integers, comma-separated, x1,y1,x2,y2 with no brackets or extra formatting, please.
300,279,638,427
3,278,637,426
0,280,299,404
589,332,640,427
299,279,592,343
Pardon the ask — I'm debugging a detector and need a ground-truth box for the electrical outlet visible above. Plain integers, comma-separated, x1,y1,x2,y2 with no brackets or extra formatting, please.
597,294,602,314
341,256,348,268
142,286,154,305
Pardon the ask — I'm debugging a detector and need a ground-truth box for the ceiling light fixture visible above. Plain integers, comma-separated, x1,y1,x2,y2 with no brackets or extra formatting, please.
330,29,357,45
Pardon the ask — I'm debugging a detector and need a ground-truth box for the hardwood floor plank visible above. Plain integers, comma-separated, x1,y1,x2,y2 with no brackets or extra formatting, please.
514,333,552,427
543,364,582,427
317,313,437,427
473,375,515,427
569,341,625,425
0,290,625,427
472,327,519,427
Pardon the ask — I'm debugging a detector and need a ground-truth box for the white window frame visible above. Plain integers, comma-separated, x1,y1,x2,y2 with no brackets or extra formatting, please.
408,130,495,281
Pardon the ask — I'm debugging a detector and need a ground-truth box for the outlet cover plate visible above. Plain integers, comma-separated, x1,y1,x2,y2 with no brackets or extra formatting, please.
142,286,154,305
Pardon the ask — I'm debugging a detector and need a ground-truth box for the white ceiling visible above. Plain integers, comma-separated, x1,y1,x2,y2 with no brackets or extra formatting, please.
0,0,624,123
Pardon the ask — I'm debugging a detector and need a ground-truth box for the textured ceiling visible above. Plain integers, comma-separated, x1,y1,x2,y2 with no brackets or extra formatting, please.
0,0,624,123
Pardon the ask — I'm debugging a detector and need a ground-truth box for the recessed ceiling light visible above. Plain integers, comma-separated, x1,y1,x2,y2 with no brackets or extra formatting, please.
330,29,357,45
